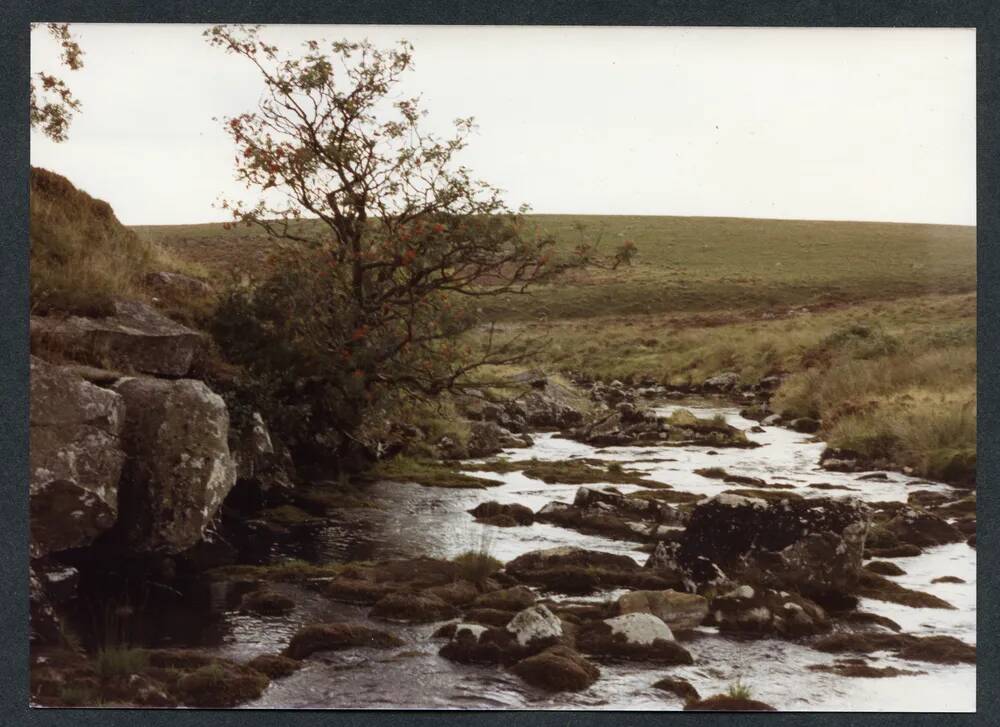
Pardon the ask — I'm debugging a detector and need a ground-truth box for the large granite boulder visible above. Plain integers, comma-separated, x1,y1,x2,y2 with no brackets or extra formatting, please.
113,377,237,553
30,300,207,377
677,494,870,599
506,547,681,595
29,357,124,556
509,375,587,430
438,605,565,666
708,585,829,637
577,613,693,664
511,645,600,692
617,589,709,632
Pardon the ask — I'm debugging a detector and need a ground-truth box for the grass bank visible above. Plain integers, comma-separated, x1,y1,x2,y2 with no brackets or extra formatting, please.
31,167,206,317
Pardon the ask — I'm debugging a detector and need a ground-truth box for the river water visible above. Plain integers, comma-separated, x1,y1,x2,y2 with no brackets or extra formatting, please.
209,402,976,711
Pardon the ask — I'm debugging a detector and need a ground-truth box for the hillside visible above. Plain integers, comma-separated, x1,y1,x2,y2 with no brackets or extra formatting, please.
134,214,976,320
31,167,200,316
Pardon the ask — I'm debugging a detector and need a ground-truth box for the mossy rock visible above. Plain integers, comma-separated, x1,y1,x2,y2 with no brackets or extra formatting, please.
239,589,296,616
284,623,404,659
684,695,776,711
173,662,270,708
511,646,600,692
247,653,301,679
854,571,954,609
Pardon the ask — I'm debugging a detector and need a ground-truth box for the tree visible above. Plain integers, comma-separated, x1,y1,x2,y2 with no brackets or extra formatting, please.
205,25,633,460
30,23,84,142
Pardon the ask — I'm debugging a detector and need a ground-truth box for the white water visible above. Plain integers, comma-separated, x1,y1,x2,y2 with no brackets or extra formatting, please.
217,402,976,711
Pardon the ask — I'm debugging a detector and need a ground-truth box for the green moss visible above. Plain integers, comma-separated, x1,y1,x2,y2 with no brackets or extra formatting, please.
372,456,502,489
627,489,702,505
96,647,149,682
58,685,101,706
173,662,269,708
206,559,350,583
468,457,654,486
260,504,325,526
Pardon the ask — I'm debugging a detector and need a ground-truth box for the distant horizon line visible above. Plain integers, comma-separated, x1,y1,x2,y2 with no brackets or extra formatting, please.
128,212,977,229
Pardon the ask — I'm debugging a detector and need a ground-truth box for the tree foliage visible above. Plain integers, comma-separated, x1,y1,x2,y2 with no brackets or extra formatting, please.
205,25,633,459
30,23,84,142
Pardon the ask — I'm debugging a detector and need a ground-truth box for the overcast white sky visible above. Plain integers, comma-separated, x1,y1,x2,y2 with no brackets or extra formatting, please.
30,24,975,226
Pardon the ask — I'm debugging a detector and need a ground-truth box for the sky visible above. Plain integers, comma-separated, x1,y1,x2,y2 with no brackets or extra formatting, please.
30,24,976,226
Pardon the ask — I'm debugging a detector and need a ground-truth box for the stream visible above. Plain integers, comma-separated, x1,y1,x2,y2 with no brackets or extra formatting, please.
202,401,976,711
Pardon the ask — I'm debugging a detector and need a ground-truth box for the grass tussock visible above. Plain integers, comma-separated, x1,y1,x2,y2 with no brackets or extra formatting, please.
30,167,207,316
727,679,754,700
453,530,502,583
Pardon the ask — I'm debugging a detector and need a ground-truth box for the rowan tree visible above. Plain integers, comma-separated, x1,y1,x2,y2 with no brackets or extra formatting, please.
206,25,633,460
30,23,84,142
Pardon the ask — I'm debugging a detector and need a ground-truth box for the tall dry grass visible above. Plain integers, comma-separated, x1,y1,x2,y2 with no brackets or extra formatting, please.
30,167,205,316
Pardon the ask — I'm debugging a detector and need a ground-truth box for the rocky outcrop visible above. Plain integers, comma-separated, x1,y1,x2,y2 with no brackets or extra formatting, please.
472,585,536,611
702,372,741,392
506,547,682,595
113,376,237,553
685,695,776,711
617,589,709,632
569,405,756,449
677,494,870,600
536,487,685,544
370,591,459,623
577,613,693,664
284,623,404,659
509,375,587,430
230,412,294,495
465,421,531,457
438,605,564,666
469,501,535,527
708,585,829,637
882,507,965,547
31,300,207,377
29,357,124,556
511,645,600,691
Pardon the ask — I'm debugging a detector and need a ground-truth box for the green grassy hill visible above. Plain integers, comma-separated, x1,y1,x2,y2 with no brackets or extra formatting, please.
135,214,975,320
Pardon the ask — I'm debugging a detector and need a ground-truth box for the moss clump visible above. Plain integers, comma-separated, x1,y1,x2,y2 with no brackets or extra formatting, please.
372,456,502,489
628,489,702,505
469,458,654,486
174,662,270,708
854,571,955,609
247,653,301,679
96,647,149,681
206,559,351,583
685,695,776,711
260,504,325,526
239,589,296,616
